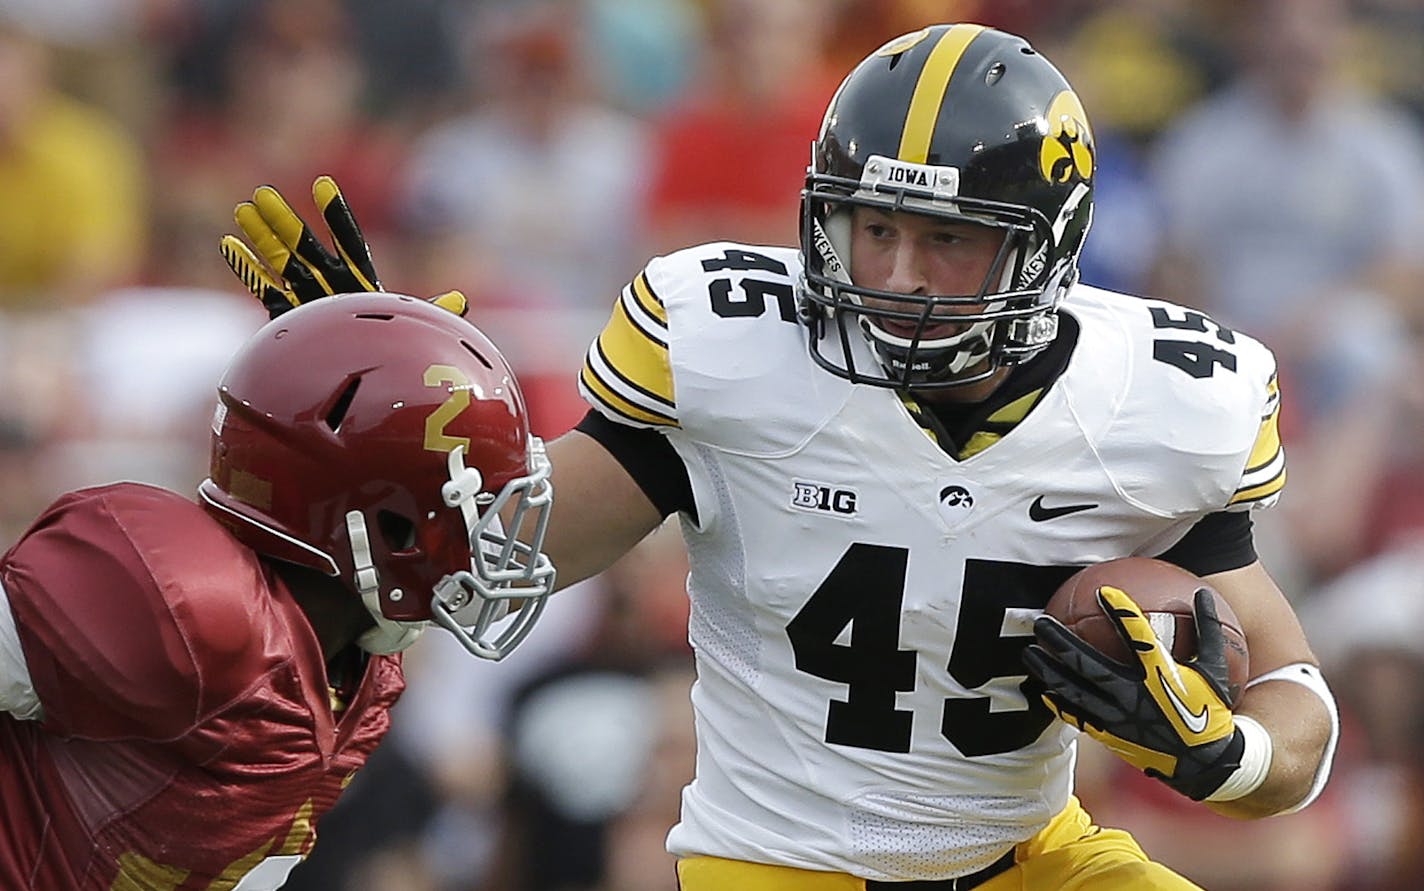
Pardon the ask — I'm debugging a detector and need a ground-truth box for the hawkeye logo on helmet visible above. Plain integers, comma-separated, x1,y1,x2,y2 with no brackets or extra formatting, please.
860,156,960,200
1039,90,1094,185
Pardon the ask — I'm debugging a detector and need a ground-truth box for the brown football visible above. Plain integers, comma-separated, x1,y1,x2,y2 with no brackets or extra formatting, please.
1044,557,1249,706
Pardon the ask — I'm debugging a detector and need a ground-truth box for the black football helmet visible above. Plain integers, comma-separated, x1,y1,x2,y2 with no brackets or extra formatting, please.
799,24,1095,390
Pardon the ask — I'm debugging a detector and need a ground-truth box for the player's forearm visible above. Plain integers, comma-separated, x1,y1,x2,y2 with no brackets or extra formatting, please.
1206,671,1335,819
511,431,664,591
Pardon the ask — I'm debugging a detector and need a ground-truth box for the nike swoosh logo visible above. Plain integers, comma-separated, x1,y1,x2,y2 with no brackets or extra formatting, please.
1156,665,1210,734
1028,496,1098,521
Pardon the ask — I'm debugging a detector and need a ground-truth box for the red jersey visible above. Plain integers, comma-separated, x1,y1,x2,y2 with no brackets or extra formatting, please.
0,483,405,890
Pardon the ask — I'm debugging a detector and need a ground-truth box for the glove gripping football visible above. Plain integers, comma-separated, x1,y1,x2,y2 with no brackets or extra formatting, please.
1023,585,1246,801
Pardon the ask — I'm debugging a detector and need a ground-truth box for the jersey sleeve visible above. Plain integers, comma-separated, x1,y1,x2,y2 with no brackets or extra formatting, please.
1226,370,1286,509
579,242,846,457
1071,290,1289,520
0,484,273,741
578,264,679,429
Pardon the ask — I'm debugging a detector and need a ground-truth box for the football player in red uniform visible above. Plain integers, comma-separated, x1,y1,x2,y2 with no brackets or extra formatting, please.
0,280,554,889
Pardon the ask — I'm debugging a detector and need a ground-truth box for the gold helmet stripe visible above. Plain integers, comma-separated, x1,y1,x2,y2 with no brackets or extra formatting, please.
898,24,986,164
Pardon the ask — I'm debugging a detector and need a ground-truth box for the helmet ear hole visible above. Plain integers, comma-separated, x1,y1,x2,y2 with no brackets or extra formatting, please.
377,509,417,553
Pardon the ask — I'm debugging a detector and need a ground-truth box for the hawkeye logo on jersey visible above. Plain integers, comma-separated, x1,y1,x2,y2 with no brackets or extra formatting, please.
937,483,977,528
940,485,974,509
791,481,858,516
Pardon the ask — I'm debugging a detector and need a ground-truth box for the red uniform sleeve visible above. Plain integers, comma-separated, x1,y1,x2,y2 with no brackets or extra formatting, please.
1,483,278,741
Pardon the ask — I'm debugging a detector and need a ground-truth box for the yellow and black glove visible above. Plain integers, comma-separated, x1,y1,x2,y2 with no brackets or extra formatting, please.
1022,586,1245,801
221,175,467,319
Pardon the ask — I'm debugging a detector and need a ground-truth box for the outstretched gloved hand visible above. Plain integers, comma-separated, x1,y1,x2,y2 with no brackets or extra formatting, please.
220,175,466,318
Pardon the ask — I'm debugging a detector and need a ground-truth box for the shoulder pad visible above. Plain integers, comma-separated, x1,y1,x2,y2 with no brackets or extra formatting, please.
1064,288,1285,515
2,484,277,740
580,243,850,453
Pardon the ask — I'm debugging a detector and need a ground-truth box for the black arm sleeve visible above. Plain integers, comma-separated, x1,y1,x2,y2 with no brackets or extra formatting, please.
1157,510,1257,576
574,409,697,523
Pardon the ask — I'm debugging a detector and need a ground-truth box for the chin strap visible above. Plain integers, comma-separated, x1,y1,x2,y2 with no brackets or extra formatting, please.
346,510,425,655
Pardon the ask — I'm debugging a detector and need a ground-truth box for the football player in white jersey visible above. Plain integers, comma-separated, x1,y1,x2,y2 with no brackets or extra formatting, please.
223,23,1337,891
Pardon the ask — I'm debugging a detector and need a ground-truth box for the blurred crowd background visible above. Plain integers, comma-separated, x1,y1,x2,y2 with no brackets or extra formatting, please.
2,0,1424,888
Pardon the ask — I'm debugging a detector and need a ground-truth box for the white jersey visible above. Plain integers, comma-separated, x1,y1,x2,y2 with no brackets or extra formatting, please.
579,242,1284,881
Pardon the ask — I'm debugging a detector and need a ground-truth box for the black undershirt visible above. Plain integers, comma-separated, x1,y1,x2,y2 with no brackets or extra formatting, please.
576,410,698,522
911,312,1081,455
573,313,1258,576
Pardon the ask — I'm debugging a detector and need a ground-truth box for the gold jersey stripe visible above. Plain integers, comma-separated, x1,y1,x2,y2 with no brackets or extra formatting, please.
958,431,1000,460
900,390,1049,460
898,394,941,446
1237,374,1284,497
596,299,675,404
1229,468,1286,505
585,336,677,419
1232,449,1286,505
631,272,668,329
1244,400,1283,472
899,24,985,164
965,389,1048,456
580,364,677,427
985,388,1044,425
1229,373,1286,505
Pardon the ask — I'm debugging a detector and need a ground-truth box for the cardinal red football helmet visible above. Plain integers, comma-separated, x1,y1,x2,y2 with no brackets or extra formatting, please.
199,292,554,660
